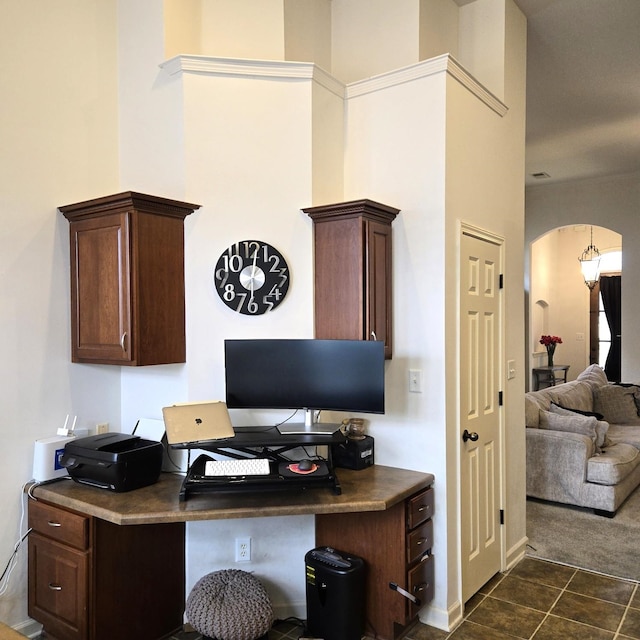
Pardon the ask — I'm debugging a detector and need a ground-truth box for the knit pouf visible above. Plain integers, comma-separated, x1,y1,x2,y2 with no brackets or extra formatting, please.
186,569,273,640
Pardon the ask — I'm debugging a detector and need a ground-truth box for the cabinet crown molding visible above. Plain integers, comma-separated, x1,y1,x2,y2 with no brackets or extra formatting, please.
303,199,400,224
59,191,200,221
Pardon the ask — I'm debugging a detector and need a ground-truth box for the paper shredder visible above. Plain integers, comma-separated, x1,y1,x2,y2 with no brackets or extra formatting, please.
305,546,365,640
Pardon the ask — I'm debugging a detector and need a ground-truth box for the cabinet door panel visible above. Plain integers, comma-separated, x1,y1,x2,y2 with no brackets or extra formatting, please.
366,220,392,357
313,217,365,340
70,212,131,363
28,533,89,640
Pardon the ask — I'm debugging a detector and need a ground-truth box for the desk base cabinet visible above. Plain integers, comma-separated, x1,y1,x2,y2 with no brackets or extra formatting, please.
316,486,434,640
28,499,185,640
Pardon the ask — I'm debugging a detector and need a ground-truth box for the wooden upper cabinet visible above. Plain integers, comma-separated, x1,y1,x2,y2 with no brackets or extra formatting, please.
59,192,200,366
303,199,399,359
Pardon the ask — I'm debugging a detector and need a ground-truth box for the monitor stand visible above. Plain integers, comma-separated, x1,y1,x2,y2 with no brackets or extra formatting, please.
276,409,341,435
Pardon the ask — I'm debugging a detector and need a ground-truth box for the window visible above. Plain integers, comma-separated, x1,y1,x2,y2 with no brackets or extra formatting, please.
589,250,621,369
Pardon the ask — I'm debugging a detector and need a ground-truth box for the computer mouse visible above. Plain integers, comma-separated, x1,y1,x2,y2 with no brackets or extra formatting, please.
298,459,314,471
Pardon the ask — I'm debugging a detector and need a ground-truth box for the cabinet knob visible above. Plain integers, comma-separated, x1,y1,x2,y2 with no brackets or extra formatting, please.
47,520,62,527
48,583,63,591
370,331,377,341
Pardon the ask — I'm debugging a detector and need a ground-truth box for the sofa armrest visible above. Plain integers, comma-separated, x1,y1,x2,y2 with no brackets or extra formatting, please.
526,427,595,505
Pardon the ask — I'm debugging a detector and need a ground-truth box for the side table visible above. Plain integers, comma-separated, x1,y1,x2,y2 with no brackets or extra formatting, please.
533,365,570,390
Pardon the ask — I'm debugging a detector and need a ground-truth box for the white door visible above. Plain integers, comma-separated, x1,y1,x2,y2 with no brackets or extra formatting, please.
460,227,503,604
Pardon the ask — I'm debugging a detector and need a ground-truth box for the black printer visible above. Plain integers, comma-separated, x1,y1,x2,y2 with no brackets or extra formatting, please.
61,433,163,492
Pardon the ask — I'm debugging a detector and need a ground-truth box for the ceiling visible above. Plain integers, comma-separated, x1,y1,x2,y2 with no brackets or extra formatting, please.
514,0,640,187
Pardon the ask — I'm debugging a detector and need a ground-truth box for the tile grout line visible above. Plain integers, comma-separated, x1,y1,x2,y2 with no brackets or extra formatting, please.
612,581,639,639
528,567,578,639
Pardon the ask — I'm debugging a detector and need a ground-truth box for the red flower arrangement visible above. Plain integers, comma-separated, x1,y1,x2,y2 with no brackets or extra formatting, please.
540,335,562,366
539,335,562,346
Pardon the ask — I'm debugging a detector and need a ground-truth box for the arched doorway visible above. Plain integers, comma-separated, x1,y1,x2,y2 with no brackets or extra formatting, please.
528,225,622,389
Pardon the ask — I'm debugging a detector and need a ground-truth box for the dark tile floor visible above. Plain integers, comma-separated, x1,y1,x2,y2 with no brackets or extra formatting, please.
401,557,640,640
36,558,640,640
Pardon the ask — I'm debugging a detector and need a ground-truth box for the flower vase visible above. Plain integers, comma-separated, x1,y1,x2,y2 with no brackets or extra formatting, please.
546,345,555,367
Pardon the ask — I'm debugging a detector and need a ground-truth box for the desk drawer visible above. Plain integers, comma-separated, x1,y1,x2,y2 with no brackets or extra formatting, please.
408,554,434,614
407,519,433,564
407,487,434,529
29,500,90,550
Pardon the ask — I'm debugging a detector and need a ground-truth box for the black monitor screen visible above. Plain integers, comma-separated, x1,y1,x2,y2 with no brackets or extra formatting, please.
224,339,385,414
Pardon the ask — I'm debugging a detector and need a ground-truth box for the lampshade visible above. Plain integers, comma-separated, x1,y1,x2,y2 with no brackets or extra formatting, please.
578,226,601,290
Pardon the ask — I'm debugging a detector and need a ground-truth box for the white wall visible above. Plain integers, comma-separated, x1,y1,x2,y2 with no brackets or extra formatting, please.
0,0,526,632
0,0,120,630
526,172,640,380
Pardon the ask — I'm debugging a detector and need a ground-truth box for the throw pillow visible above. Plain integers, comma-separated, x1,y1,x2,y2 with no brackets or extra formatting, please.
549,403,610,451
550,401,604,421
593,384,640,424
577,364,608,388
614,383,640,416
538,410,598,448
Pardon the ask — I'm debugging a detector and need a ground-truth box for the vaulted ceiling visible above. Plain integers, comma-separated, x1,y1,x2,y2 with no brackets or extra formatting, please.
515,0,640,186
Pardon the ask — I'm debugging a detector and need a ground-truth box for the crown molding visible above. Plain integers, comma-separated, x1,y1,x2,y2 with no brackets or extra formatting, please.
160,54,507,116
160,55,345,98
347,54,508,116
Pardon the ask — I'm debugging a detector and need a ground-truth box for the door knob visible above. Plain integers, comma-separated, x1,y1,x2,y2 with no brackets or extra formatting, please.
462,429,479,442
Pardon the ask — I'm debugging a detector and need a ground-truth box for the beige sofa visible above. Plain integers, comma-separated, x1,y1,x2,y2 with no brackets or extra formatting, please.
526,364,640,516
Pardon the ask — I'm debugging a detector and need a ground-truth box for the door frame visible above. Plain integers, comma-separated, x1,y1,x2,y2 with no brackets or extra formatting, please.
457,221,507,605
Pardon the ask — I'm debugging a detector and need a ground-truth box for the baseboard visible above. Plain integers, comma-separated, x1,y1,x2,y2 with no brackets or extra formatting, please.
2,619,42,639
506,534,529,570
272,600,305,623
418,599,463,633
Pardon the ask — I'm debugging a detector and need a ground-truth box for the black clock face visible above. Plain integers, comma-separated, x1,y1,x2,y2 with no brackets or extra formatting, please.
214,240,290,315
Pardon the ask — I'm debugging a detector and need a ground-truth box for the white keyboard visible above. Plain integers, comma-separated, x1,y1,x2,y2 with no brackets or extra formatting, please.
204,457,271,477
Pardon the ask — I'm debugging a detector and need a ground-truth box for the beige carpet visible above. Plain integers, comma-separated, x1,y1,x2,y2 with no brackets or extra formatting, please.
526,488,640,582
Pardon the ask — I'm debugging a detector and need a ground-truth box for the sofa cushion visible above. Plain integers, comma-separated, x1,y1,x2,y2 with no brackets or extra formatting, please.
549,403,610,451
593,384,640,424
607,424,640,450
538,410,598,446
525,381,595,428
576,364,609,389
586,443,640,485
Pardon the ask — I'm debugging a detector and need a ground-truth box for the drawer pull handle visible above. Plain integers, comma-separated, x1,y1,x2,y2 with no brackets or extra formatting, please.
416,538,427,546
120,332,127,351
47,521,62,527
413,582,429,594
48,583,63,591
418,505,430,512
389,582,420,606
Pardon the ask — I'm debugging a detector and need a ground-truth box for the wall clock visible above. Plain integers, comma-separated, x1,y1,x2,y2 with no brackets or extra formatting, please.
214,240,290,314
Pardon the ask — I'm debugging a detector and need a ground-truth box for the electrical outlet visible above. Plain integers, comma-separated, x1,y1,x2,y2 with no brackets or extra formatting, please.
96,422,109,434
235,537,251,562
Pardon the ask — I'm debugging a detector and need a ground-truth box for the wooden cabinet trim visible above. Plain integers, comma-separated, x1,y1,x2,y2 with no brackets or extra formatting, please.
60,192,199,366
304,199,399,359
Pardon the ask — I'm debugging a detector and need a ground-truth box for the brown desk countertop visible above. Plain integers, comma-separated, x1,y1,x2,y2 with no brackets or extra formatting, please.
30,465,434,526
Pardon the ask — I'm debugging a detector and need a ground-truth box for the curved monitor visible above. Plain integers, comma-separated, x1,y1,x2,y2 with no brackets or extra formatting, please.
224,339,385,430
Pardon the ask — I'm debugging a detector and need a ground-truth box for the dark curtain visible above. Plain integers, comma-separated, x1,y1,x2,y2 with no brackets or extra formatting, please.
600,275,621,382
